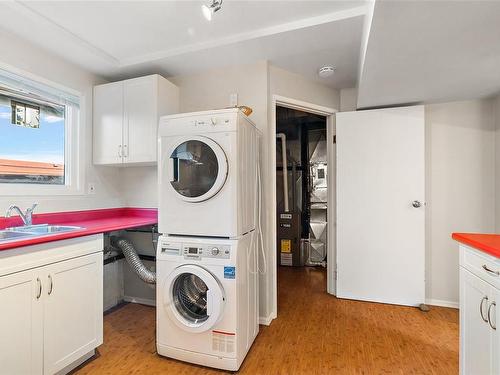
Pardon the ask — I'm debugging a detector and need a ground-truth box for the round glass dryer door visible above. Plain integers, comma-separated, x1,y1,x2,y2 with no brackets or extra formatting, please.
167,136,228,202
164,264,225,333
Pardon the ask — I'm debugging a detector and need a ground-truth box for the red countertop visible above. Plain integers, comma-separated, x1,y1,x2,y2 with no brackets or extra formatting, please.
452,233,500,259
0,207,157,251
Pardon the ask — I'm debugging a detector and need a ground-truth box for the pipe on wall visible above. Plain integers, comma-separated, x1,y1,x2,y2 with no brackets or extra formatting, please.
276,133,289,212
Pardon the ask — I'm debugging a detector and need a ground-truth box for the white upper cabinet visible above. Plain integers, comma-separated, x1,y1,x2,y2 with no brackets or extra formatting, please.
93,74,179,166
93,82,124,165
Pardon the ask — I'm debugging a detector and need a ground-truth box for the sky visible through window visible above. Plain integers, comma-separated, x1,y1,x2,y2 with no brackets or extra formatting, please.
0,99,65,184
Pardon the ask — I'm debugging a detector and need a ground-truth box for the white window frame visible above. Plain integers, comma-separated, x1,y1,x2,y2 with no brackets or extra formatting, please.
0,64,84,196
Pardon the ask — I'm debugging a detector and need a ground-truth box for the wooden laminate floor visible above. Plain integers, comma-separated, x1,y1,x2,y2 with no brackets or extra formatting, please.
75,267,458,375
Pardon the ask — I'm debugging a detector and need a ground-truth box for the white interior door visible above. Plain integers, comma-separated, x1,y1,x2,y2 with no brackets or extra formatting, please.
336,105,425,306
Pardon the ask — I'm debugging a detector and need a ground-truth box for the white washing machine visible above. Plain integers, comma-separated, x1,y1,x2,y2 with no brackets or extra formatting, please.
156,233,259,371
158,108,259,238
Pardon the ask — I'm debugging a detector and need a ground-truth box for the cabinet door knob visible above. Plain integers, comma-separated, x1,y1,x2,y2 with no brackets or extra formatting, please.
48,274,53,295
412,200,422,208
36,277,42,300
488,302,496,330
480,296,489,322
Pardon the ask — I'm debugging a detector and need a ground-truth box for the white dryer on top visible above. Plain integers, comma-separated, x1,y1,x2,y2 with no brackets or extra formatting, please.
158,108,259,238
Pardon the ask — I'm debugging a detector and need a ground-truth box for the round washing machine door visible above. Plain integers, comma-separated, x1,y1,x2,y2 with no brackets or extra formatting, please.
164,264,225,333
165,136,228,203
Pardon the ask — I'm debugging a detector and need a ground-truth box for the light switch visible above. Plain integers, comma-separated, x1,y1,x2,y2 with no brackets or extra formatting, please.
229,93,238,107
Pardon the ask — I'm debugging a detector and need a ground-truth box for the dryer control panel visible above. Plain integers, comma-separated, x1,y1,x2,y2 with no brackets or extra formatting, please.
160,241,231,260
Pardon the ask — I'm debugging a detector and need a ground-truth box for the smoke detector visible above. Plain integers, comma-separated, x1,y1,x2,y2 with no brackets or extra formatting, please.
318,66,335,78
202,0,223,21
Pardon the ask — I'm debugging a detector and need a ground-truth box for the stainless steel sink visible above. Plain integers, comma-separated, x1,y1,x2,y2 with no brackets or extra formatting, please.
0,231,32,241
0,224,84,243
8,224,83,234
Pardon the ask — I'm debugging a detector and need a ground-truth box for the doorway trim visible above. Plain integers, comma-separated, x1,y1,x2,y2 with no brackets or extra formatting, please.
270,95,337,321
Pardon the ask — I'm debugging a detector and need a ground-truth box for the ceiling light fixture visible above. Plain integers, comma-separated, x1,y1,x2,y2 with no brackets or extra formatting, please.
318,66,336,78
202,0,223,21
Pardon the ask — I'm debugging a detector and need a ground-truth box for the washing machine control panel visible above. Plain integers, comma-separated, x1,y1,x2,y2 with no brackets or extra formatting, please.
192,117,231,128
160,241,230,260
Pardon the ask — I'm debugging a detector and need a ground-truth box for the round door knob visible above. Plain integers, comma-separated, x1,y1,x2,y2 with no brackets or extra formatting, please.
211,118,217,126
412,200,422,208
211,247,220,256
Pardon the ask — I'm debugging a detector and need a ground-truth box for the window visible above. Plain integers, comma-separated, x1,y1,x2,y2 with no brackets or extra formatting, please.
0,68,81,192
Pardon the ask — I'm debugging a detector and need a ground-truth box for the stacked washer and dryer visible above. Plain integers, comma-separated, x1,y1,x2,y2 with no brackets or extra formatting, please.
156,108,260,371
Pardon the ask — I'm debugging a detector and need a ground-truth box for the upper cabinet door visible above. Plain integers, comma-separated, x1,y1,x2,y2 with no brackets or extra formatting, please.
93,82,124,165
0,268,43,375
124,76,158,164
43,253,103,375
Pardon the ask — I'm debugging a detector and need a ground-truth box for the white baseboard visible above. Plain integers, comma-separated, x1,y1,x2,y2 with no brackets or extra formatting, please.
124,296,156,307
259,313,274,326
425,298,459,309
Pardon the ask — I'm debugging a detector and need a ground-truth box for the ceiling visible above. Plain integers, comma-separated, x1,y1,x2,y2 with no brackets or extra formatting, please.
357,0,500,108
0,0,369,89
3,0,498,106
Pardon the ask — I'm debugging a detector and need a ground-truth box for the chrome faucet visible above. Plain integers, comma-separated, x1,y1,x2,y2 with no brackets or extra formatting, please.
6,203,38,226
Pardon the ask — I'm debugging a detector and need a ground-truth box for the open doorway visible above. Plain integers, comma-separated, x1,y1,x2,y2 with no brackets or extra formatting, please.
276,106,327,266
270,95,336,321
275,105,328,300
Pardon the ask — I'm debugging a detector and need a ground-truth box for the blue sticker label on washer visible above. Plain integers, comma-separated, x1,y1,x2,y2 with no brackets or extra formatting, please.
224,266,235,279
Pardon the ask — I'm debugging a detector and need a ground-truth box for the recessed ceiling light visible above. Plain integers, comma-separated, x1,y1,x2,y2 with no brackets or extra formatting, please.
202,0,223,21
318,66,335,78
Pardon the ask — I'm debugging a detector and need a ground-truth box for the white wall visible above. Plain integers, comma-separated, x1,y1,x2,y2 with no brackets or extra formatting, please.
120,166,157,208
426,99,496,306
340,88,358,112
269,66,340,110
495,95,500,233
171,61,269,130
0,29,123,214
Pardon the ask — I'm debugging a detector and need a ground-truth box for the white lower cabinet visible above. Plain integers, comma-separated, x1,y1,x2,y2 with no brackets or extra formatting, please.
43,253,103,374
492,286,499,374
0,268,43,375
0,235,103,375
460,245,500,375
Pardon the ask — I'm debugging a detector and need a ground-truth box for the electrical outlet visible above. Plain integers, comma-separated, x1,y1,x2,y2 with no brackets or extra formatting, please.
229,93,238,107
88,183,96,195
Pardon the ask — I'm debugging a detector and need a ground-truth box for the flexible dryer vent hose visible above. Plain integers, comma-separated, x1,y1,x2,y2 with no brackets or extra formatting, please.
110,236,156,284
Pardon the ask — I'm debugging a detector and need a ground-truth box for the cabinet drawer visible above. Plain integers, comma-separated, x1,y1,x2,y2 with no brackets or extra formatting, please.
460,245,500,289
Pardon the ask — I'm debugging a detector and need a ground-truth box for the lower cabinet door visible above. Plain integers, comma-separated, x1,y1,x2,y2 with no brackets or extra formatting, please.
460,268,493,375
43,253,103,374
0,268,43,375
491,286,500,375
